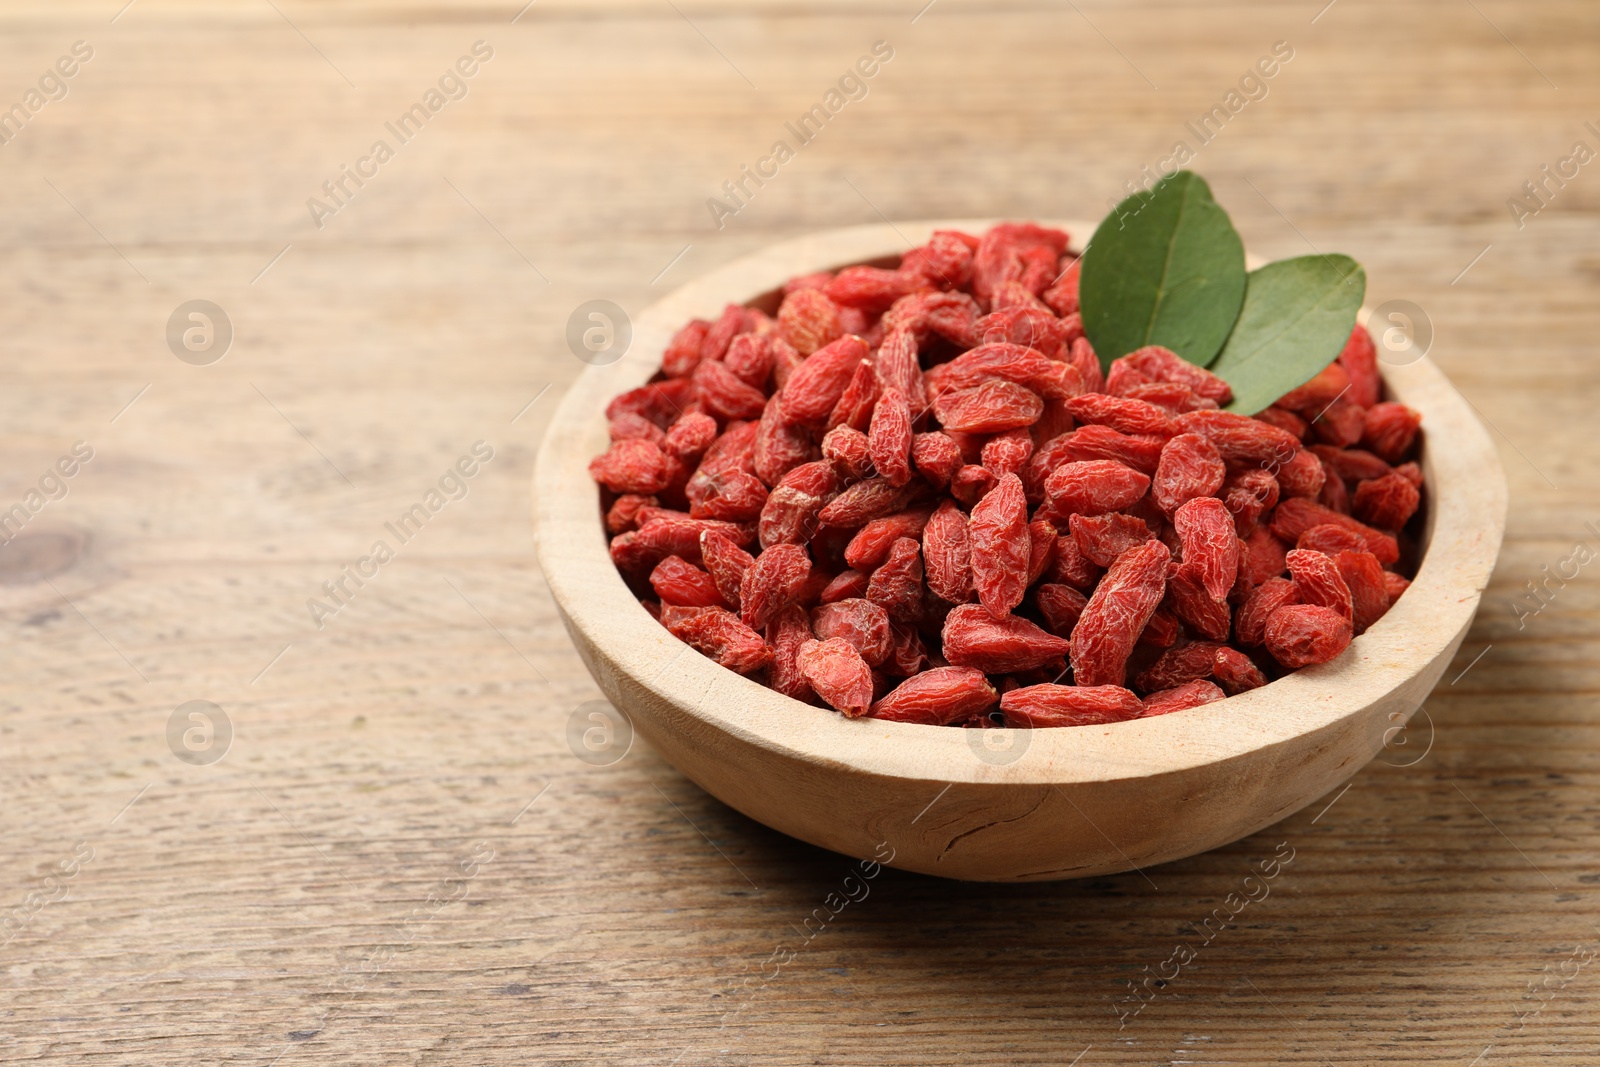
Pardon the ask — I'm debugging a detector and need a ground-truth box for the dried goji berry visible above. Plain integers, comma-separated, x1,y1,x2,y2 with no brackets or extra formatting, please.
765,604,815,701
1063,393,1175,437
777,288,844,355
758,460,838,548
1121,345,1233,405
1000,683,1143,727
1044,459,1150,517
1172,410,1301,466
700,529,755,608
811,597,892,667
1236,576,1300,646
949,464,998,507
797,637,874,716
1141,679,1226,717
819,568,870,604
589,437,672,495
1362,402,1422,463
1333,549,1390,634
1068,512,1152,568
1274,448,1327,499
869,388,914,486
1270,498,1399,564
845,506,934,571
869,666,997,725
981,428,1035,480
820,425,873,482
740,542,812,630
606,493,656,534
911,431,964,489
1041,256,1081,316
1338,324,1381,408
1262,603,1352,668
778,335,869,427
607,378,695,429
866,537,925,623
1036,583,1089,637
901,230,976,290
700,304,750,363
825,358,881,433
824,265,927,312
1295,523,1367,557
1384,572,1411,604
1053,424,1165,474
1286,547,1353,624
663,411,719,463
967,473,1030,618
922,499,973,604
723,332,775,388
1134,640,1224,694
1138,605,1182,648
1153,432,1226,515
689,470,769,522
650,555,727,608
1212,646,1268,695
1276,361,1351,415
1046,534,1101,591
943,602,1072,673
874,327,926,412
932,380,1044,433
1070,540,1169,686
1352,472,1420,530
1174,497,1239,601
661,605,773,674
819,476,917,529
662,318,711,378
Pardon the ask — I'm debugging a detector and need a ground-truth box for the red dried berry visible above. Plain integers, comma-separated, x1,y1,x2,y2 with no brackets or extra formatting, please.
1153,432,1226,515
1212,646,1268,695
1296,523,1367,557
765,604,815,701
661,605,773,674
607,378,695,428
1121,345,1233,404
1036,583,1089,638
911,431,964,489
1311,444,1391,485
723,332,775,388
662,411,718,463
819,568,870,604
1070,540,1170,686
1310,398,1367,449
1236,577,1300,646
819,476,916,530
739,542,813,631
779,335,870,427
650,555,727,608
1337,325,1381,408
1270,498,1399,565
866,537,925,623
1172,410,1302,466
662,318,711,378
589,437,672,494
1138,606,1182,648
1000,683,1143,727
870,667,997,725
689,470,769,522
1053,424,1165,474
922,499,973,604
821,425,873,481
1262,604,1352,668
1334,549,1390,634
1274,448,1328,499
969,473,1030,618
844,506,934,571
777,288,844,355
796,637,874,716
1063,393,1175,437
869,388,915,486
1362,402,1422,463
1352,472,1420,530
758,460,838,549
1384,571,1411,604
700,304,749,363
1044,460,1151,517
981,429,1035,480
932,380,1044,433
1041,257,1081,316
874,327,927,411
1173,496,1240,602
1165,566,1233,642
811,597,892,667
1134,640,1224,694
1141,679,1226,717
826,358,881,433
1255,405,1308,440
944,602,1072,673
700,529,755,608
1286,547,1354,624
606,493,656,534
1277,361,1351,415
1068,513,1151,568
949,464,999,507
824,265,927,312
901,231,976,290
928,342,1076,399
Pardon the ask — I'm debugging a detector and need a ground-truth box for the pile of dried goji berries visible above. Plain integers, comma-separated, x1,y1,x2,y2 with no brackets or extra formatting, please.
590,223,1425,728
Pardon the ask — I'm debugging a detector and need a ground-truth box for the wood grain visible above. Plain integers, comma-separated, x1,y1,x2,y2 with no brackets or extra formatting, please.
1,1,1596,1063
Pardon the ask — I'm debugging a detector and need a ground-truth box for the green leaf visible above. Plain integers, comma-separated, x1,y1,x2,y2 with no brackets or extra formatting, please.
1212,255,1367,415
1079,170,1246,370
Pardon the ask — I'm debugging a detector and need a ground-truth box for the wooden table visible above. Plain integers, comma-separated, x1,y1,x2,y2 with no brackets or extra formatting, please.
2,1,1595,1063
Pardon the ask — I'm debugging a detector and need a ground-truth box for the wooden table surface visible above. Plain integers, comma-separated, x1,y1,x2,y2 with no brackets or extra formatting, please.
2,1,1596,1063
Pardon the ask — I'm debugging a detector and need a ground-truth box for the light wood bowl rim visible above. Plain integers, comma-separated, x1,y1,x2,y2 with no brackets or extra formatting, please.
533,219,1506,790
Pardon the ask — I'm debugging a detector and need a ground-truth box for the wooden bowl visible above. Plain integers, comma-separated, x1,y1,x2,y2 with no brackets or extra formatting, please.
533,220,1506,882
